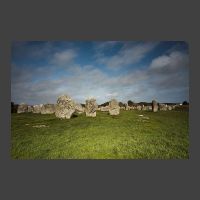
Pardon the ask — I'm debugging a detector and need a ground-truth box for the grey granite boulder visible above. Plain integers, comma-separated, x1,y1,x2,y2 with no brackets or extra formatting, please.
55,95,76,119
109,99,120,115
152,100,158,112
33,104,43,113
85,98,97,117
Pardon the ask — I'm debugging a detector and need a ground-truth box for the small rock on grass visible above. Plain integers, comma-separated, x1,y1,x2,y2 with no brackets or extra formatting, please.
32,125,49,128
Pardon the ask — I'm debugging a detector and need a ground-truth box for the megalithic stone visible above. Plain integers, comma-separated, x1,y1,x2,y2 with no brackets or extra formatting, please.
33,104,43,113
109,99,120,115
85,98,97,117
55,95,76,119
152,100,158,112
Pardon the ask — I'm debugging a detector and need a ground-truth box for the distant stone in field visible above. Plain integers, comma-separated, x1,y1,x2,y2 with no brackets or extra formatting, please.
168,105,172,111
159,103,167,111
152,100,158,112
74,103,85,114
141,105,147,111
100,106,109,112
109,99,120,115
85,98,97,117
32,124,49,128
27,105,33,113
17,103,28,113
136,105,142,111
120,106,125,110
33,104,43,113
41,104,55,114
55,95,76,119
97,107,101,111
125,103,129,111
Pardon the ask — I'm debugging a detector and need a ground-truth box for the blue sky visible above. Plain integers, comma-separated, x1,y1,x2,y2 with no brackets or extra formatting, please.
11,41,189,105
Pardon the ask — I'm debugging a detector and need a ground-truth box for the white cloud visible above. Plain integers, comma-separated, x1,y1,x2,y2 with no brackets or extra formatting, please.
96,42,158,69
50,49,77,66
149,51,189,71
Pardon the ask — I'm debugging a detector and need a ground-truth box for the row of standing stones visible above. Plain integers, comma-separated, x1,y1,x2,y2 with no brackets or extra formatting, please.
14,95,176,119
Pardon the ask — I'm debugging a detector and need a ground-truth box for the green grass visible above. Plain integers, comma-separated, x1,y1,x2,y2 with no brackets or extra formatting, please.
11,110,189,159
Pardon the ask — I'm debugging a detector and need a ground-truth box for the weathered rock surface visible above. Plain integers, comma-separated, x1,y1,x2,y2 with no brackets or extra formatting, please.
125,103,129,111
152,100,158,112
142,105,147,111
136,105,142,111
41,104,55,114
109,99,120,115
27,105,33,113
85,98,97,117
147,106,152,111
168,106,172,111
100,106,109,112
17,103,28,113
74,103,85,114
33,104,43,113
55,95,76,119
159,103,167,111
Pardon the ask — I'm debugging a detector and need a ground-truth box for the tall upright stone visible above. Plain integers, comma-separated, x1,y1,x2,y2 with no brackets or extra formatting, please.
109,99,120,115
152,100,158,112
55,95,76,119
27,105,33,113
85,98,97,117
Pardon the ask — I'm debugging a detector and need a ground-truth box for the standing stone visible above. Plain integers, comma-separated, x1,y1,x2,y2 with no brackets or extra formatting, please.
152,100,158,112
148,106,152,111
41,104,55,114
159,103,167,111
28,105,33,113
109,99,120,115
125,103,129,111
142,105,147,111
55,95,76,119
33,104,43,113
17,103,28,113
74,103,85,114
136,105,142,110
168,106,172,111
85,98,97,117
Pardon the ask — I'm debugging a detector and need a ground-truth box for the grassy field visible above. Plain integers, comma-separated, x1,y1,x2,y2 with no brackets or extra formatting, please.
11,110,189,159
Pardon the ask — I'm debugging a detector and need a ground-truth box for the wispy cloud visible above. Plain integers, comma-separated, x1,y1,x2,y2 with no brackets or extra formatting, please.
49,49,77,66
95,42,158,69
